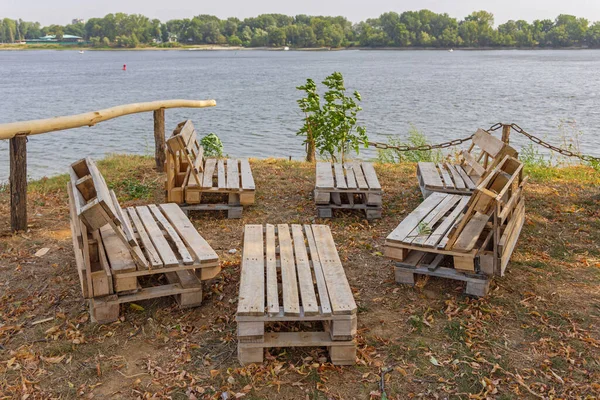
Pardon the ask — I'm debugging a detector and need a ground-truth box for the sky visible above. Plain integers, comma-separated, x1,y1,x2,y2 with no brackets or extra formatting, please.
4,0,600,27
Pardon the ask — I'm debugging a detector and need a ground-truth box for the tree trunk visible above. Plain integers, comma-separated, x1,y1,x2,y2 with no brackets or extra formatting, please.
10,136,27,232
306,132,316,162
153,108,166,172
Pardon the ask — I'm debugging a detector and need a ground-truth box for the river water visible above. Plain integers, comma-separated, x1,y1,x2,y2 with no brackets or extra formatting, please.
1,49,599,181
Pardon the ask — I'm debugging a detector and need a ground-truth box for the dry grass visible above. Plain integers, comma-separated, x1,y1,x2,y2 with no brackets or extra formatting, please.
0,154,599,399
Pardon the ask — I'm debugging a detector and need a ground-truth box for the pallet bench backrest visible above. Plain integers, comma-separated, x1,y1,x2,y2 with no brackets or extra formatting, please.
461,129,518,181
445,155,526,275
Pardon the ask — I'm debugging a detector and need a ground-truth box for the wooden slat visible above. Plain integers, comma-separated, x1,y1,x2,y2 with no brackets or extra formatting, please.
316,162,334,189
311,225,356,315
240,159,255,190
237,225,265,316
93,230,114,294
352,162,369,189
192,146,204,174
445,164,467,190
99,224,136,273
217,159,226,189
202,158,217,189
135,206,179,267
437,164,454,189
85,157,119,223
67,183,91,298
109,190,138,247
472,128,505,158
387,192,447,244
344,164,357,189
423,196,471,248
304,225,332,316
456,166,477,189
277,224,300,316
148,205,193,265
227,159,240,190
333,163,347,189
361,162,381,190
410,195,462,245
265,224,279,316
452,211,491,252
159,203,219,264
461,151,486,177
418,162,444,189
291,225,319,316
126,207,163,268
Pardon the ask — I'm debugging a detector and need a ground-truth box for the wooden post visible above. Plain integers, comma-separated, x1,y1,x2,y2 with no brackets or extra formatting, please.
154,108,166,172
501,124,511,144
10,136,27,232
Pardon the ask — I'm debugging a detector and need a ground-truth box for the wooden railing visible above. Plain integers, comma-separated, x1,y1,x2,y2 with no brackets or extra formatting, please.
0,99,217,232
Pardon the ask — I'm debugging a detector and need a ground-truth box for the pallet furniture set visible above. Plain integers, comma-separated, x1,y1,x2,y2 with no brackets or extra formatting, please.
315,162,382,220
65,121,525,366
68,157,220,323
165,120,255,219
385,156,526,296
417,128,518,198
237,224,357,365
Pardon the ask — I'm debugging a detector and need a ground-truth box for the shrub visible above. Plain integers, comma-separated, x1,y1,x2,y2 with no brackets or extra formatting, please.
200,133,224,157
377,125,443,163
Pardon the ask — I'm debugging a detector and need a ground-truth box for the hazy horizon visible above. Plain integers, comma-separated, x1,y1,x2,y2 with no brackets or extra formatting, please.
3,0,600,27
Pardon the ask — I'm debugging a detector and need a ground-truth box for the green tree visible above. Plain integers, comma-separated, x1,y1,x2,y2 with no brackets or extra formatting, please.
267,26,286,46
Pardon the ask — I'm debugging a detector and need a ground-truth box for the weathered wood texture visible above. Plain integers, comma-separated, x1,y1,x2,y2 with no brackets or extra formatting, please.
9,136,27,232
153,108,166,172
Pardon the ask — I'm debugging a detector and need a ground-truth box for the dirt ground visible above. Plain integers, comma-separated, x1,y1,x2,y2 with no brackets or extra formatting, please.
0,155,599,399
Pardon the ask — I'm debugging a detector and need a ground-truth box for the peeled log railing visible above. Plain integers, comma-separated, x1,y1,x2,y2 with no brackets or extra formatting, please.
0,99,217,232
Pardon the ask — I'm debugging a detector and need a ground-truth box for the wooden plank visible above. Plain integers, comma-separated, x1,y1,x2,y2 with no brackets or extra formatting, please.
126,207,163,268
291,225,319,316
423,196,471,248
316,162,334,189
108,190,137,247
85,157,119,223
217,159,226,189
456,166,477,189
410,195,462,245
344,164,357,189
135,206,179,268
148,205,194,265
99,224,136,273
278,224,300,316
311,225,356,315
437,164,454,189
202,158,217,189
240,159,255,190
461,151,486,177
352,163,369,190
452,211,491,252
333,163,347,189
361,162,381,190
237,225,265,316
226,159,240,190
418,162,444,189
67,183,90,298
472,128,505,158
93,230,114,294
304,225,332,317
75,175,97,201
239,332,349,348
265,224,279,316
445,164,467,190
159,203,219,264
192,146,204,174
387,192,447,244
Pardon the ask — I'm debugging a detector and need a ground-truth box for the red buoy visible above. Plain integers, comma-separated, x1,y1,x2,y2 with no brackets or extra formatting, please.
122,64,127,71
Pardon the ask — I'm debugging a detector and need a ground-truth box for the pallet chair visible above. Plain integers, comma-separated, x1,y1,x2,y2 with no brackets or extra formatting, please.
385,155,527,296
165,120,255,218
417,128,518,198
68,157,220,323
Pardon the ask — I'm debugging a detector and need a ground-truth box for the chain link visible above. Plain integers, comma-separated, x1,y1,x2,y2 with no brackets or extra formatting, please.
367,123,600,163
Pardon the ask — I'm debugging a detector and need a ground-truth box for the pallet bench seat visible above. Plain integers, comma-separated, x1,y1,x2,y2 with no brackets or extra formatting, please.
386,155,526,296
315,162,382,220
68,157,220,323
417,128,518,198
166,120,255,219
237,224,357,365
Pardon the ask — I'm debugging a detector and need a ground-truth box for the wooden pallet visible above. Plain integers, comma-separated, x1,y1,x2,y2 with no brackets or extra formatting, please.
315,162,382,220
166,120,255,219
237,224,357,365
417,129,518,198
68,157,220,323
385,156,526,296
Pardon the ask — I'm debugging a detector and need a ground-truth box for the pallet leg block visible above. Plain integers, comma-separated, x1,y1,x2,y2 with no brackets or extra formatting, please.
454,256,476,272
114,275,138,292
385,246,408,261
89,297,120,324
465,280,490,297
238,322,265,342
238,346,264,365
228,193,241,205
395,268,415,285
175,289,203,308
366,193,382,206
239,192,255,206
329,317,357,341
228,207,243,219
329,344,356,365
365,209,382,220
314,191,331,205
317,207,333,219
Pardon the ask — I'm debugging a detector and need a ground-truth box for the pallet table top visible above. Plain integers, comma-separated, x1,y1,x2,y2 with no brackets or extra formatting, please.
316,162,381,192
237,224,357,320
417,162,477,194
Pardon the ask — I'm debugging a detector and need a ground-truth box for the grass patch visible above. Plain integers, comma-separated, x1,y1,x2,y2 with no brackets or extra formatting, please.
377,125,443,163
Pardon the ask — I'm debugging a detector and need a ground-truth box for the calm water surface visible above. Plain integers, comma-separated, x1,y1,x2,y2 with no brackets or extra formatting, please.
1,49,599,181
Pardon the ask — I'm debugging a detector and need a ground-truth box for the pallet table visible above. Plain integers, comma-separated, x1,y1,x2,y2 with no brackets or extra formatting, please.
68,157,220,323
417,128,518,198
385,156,526,297
237,224,357,365
166,120,255,219
315,162,382,220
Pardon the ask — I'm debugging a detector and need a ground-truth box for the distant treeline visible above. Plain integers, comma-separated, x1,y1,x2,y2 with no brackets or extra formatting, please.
1,11,600,48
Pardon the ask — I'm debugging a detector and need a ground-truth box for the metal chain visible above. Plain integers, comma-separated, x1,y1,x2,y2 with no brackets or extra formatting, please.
367,134,474,152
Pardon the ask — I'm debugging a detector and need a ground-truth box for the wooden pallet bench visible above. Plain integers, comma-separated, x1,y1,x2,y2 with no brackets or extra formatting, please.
237,224,357,365
315,162,382,220
417,129,518,198
166,120,255,219
386,155,526,296
68,157,220,323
